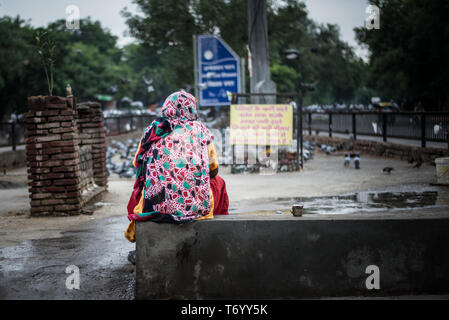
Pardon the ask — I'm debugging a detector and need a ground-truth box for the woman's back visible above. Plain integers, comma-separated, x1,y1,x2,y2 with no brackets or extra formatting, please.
128,91,213,223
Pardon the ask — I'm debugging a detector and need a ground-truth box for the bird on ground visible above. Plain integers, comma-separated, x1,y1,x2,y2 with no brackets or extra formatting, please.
347,143,354,151
407,157,415,165
326,145,336,154
382,167,394,174
354,154,360,169
344,154,351,167
336,143,344,151
413,160,423,169
434,123,443,136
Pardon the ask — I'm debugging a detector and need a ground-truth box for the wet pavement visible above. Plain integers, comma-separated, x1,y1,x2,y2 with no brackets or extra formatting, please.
230,184,449,215
0,149,446,299
1,184,449,299
0,215,135,300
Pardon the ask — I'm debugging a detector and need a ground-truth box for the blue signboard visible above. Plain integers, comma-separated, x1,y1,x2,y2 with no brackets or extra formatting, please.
198,34,241,107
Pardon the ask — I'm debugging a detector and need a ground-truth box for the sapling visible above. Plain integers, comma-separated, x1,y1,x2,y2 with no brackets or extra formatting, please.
35,31,56,96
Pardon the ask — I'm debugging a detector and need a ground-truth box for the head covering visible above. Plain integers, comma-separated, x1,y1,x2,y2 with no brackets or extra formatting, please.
127,91,213,224
161,91,198,121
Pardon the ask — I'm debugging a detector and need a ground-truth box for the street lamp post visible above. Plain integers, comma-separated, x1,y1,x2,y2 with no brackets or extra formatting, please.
285,47,318,171
297,89,303,170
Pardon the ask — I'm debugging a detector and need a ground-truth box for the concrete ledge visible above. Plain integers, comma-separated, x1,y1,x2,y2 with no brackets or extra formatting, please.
136,211,449,299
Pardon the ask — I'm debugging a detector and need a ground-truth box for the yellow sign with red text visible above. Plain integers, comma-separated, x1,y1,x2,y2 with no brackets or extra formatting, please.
230,104,293,146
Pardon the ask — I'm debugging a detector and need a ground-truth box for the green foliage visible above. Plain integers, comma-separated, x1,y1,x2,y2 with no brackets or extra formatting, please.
355,0,449,110
0,16,137,119
124,0,369,106
35,31,57,96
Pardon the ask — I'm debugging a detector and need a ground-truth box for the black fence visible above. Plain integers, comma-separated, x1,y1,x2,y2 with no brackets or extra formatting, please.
303,112,449,147
0,115,155,151
104,115,155,136
0,122,25,150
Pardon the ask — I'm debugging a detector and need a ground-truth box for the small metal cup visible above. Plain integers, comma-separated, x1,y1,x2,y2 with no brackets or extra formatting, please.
292,204,303,217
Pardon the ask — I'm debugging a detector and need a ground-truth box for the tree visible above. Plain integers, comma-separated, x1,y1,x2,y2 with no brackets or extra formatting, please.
355,0,449,111
123,0,368,106
0,16,134,119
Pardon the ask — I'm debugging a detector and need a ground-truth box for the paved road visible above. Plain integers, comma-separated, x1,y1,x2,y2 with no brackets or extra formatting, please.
0,215,135,300
0,153,444,299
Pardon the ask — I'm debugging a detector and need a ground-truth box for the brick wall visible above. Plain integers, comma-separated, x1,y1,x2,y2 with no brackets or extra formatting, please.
25,96,107,217
76,102,107,188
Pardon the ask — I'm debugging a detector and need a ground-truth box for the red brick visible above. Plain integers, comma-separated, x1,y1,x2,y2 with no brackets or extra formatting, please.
29,180,52,187
35,135,61,143
61,122,73,127
42,186,67,192
42,147,62,155
40,173,65,180
52,153,78,160
63,159,80,166
30,206,54,213
30,193,52,200
53,179,78,186
29,167,51,174
54,192,80,199
36,122,60,130
50,127,74,134
55,204,81,211
62,133,77,140
42,160,63,167
62,146,77,153
50,140,74,147
41,199,65,206
52,166,76,173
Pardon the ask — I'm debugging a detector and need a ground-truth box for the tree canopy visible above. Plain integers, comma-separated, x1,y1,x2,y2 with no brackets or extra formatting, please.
355,0,449,111
4,0,447,119
123,0,369,106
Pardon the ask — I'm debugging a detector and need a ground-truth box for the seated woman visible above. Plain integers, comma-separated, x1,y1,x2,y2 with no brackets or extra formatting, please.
124,90,229,264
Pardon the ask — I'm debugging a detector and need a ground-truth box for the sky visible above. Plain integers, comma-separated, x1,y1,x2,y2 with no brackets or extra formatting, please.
0,0,369,58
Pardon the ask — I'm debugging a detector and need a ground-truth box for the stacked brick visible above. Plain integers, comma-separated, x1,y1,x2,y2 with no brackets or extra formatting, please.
76,102,107,188
25,96,82,216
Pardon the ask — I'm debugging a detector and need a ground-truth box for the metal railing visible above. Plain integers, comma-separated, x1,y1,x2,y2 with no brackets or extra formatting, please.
104,115,156,136
302,111,449,148
0,122,25,150
0,115,155,151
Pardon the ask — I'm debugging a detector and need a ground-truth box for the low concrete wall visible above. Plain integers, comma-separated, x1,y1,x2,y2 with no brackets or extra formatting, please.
136,211,449,299
305,135,447,162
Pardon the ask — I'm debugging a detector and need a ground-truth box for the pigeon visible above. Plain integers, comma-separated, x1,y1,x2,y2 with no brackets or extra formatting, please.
407,157,415,165
413,160,423,169
382,167,394,174
434,123,443,136
344,154,351,167
354,154,360,169
326,145,336,155
347,143,354,151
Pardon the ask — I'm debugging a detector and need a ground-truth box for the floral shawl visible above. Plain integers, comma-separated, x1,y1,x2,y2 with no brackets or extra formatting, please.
127,91,212,224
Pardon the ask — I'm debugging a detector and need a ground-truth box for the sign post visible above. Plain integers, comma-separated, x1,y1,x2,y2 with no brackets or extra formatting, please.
197,34,241,107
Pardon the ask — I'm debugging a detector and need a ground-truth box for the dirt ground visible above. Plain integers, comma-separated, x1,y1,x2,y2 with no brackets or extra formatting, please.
0,151,442,299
